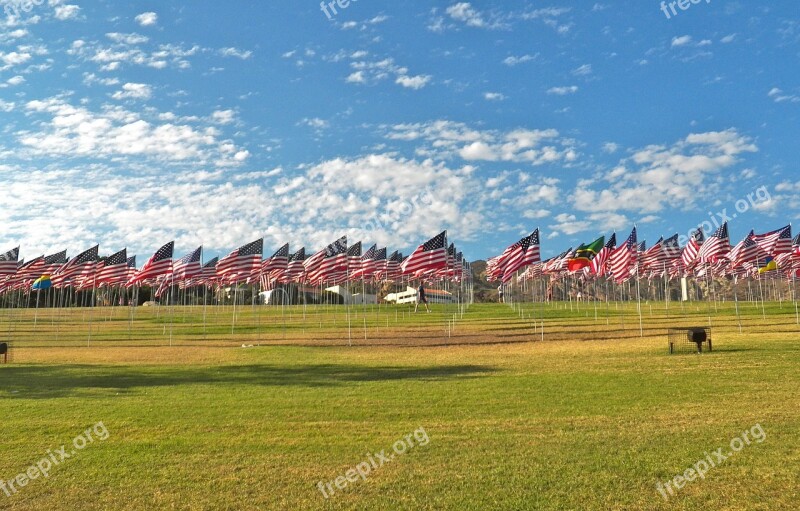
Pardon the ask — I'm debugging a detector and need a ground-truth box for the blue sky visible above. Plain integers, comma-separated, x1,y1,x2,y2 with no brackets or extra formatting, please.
1,1,798,263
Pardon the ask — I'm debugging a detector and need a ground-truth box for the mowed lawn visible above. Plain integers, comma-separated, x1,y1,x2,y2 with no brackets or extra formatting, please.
1,303,799,510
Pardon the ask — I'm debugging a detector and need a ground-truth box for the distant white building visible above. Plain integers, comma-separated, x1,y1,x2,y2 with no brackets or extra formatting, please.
383,286,455,305
324,285,378,305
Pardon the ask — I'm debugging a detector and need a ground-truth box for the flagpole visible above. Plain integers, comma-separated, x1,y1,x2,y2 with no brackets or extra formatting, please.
88,273,97,348
734,275,743,334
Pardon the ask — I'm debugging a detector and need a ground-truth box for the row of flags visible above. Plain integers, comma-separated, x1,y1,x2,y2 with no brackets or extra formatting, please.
0,231,469,295
486,224,800,285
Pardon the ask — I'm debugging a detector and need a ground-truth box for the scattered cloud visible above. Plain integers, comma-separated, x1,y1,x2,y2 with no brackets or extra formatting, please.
502,54,536,66
484,92,506,101
671,35,692,47
547,85,578,95
220,47,253,60
135,12,158,27
572,64,592,76
572,129,758,214
111,82,152,100
768,87,799,103
54,4,81,21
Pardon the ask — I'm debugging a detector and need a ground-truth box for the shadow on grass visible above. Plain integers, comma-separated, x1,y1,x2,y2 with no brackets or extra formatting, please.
0,363,496,399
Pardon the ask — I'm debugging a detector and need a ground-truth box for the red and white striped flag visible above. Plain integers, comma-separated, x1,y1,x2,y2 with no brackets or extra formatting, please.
608,227,637,282
590,233,616,276
282,249,306,283
698,223,730,263
0,246,20,276
752,225,792,257
401,231,448,276
218,239,263,283
128,241,174,285
173,246,203,282
52,245,99,287
305,237,348,284
96,249,128,285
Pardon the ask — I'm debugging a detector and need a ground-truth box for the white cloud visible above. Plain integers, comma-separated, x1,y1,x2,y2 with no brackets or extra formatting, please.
346,71,366,84
211,110,237,125
6,75,25,86
111,82,152,100
219,47,252,60
106,32,149,45
572,64,592,76
547,85,578,95
572,129,758,214
0,50,32,69
484,92,506,101
502,54,536,66
549,213,589,235
346,56,431,89
602,142,619,154
768,87,799,103
298,117,330,130
523,209,550,219
135,12,158,27
445,2,506,30
671,35,692,47
17,96,248,167
69,35,200,70
386,121,578,167
396,74,432,89
720,34,736,43
53,4,81,20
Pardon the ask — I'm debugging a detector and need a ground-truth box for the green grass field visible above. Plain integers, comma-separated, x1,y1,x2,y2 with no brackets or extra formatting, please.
1,302,799,510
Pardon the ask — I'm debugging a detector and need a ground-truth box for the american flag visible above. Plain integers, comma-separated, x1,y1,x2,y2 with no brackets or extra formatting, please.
401,231,448,275
521,229,541,267
590,233,616,276
729,231,762,269
488,241,518,281
305,236,347,284
52,245,99,287
681,229,704,268
519,262,544,281
500,231,538,282
197,257,218,286
385,250,403,280
698,223,730,263
640,234,681,270
262,243,290,276
752,225,792,256
43,250,68,274
283,248,306,283
126,256,137,281
370,247,388,280
96,249,128,285
0,246,19,275
608,227,637,282
217,238,263,283
173,246,203,281
129,241,174,285
351,244,376,279
485,255,502,281
347,241,362,273
542,248,573,274
20,259,41,285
